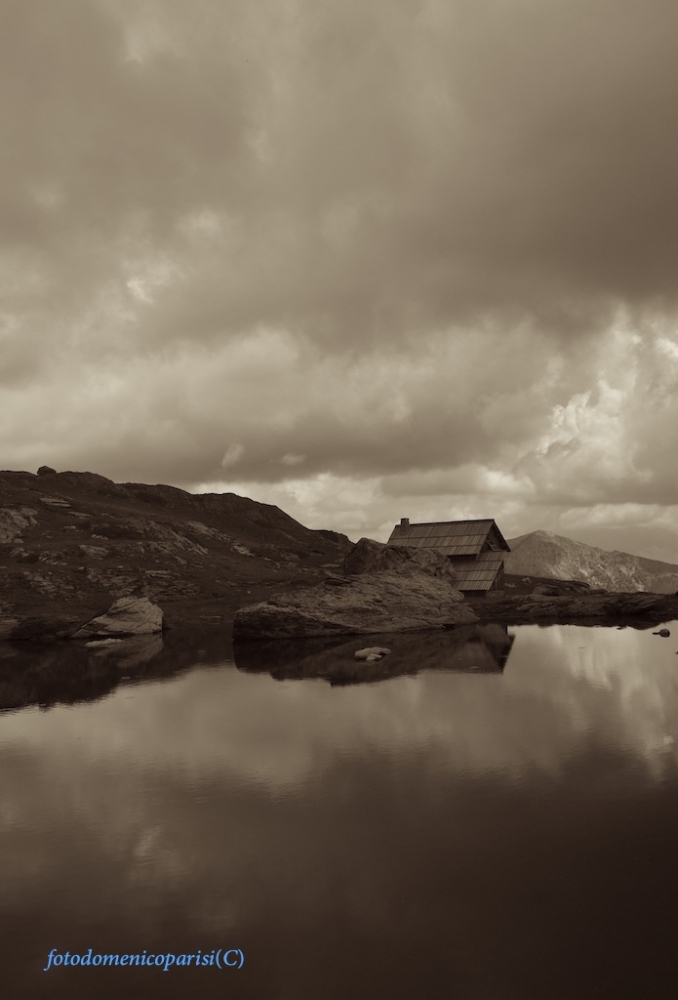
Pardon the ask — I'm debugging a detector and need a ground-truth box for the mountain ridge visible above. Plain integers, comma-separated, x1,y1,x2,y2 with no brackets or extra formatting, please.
505,529,678,593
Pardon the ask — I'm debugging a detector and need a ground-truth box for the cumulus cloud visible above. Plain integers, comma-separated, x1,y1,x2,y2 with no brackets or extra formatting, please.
2,0,678,556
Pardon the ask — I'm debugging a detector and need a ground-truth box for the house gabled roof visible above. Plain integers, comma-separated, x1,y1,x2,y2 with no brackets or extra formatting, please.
387,518,510,556
448,551,505,591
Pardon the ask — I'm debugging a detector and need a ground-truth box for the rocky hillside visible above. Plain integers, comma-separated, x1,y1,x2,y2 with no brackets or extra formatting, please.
505,530,678,594
0,468,352,628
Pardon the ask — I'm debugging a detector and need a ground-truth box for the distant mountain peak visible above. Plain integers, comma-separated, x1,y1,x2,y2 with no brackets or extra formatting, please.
505,530,678,594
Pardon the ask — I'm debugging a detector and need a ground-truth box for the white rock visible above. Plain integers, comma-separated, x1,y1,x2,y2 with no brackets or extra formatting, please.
78,544,110,559
39,496,71,508
73,597,163,638
0,507,38,543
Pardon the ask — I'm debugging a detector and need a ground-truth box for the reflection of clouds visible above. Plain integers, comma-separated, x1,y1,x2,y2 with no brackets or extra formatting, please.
2,625,678,935
506,623,678,772
2,622,678,797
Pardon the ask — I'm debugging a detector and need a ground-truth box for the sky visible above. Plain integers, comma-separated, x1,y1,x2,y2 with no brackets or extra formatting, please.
2,0,678,559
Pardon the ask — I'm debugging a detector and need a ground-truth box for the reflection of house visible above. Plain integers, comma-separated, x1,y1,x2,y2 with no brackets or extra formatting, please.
233,623,515,685
446,624,515,672
387,518,510,596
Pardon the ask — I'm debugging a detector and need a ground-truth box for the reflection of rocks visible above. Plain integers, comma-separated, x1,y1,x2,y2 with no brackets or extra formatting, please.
234,537,477,638
0,625,232,713
234,624,514,685
354,646,391,661
83,633,164,670
73,597,164,638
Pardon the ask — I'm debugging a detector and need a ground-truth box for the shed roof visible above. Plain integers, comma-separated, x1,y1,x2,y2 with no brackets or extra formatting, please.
388,518,510,556
449,551,505,591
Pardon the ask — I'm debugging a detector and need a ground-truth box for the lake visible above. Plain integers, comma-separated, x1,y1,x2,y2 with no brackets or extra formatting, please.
2,622,678,999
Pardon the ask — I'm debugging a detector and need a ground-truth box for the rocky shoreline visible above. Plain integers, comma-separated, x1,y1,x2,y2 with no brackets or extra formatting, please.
467,590,678,628
4,588,677,645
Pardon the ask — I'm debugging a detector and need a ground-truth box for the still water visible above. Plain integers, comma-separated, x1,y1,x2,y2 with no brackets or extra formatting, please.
2,623,678,999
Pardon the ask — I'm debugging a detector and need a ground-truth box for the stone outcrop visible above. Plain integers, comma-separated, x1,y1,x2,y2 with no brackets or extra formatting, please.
73,596,164,638
78,544,111,559
233,537,477,639
0,507,37,543
469,590,678,627
343,536,458,579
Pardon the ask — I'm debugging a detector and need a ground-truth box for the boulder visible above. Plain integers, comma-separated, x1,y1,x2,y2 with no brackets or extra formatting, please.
343,537,457,579
37,465,56,476
72,596,163,638
233,538,477,639
39,496,71,508
78,544,111,559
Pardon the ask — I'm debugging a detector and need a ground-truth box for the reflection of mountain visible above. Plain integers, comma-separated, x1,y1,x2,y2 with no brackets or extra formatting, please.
0,626,233,714
234,623,514,686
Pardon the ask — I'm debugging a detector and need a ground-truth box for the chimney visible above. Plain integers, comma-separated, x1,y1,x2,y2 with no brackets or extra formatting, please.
400,517,410,527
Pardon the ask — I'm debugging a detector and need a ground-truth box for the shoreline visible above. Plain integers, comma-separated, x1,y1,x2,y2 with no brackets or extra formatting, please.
3,588,678,644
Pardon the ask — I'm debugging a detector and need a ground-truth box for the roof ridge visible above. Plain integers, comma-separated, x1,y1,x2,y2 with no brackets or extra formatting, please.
400,518,494,526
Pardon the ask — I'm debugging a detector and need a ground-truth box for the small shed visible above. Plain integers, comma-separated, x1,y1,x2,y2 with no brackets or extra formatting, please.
387,518,510,595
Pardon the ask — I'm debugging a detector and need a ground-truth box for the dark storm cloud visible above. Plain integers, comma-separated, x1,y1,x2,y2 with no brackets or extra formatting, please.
7,0,678,345
2,0,678,551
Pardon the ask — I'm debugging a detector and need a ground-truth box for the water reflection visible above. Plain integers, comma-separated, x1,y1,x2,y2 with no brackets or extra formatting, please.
0,627,233,713
233,623,515,685
1,622,678,999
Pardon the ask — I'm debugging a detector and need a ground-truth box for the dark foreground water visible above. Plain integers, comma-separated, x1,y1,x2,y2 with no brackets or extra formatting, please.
2,622,678,999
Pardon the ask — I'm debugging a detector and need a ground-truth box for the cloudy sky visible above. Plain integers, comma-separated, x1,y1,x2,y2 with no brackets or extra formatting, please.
3,0,678,559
